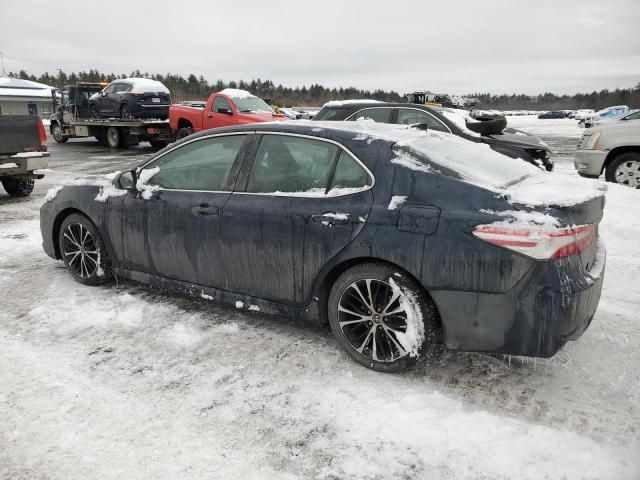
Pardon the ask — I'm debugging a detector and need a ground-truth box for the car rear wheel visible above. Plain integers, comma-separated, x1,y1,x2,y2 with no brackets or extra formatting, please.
120,104,132,119
177,127,193,140
1,178,34,196
59,213,112,285
606,152,640,188
51,123,68,143
106,126,123,148
328,263,441,372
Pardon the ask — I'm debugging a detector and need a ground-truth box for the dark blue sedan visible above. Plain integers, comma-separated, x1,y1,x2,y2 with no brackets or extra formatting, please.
40,121,606,371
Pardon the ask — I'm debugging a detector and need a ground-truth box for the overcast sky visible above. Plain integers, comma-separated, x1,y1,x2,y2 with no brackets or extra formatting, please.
1,0,639,95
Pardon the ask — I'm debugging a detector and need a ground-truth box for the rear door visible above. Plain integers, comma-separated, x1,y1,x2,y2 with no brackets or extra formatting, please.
219,133,374,304
127,133,250,288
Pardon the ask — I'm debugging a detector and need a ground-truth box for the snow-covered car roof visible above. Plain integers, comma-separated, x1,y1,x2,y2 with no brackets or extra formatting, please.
219,88,258,99
116,78,170,94
323,99,384,108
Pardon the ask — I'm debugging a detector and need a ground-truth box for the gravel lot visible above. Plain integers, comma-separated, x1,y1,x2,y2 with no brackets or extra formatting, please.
1,118,639,479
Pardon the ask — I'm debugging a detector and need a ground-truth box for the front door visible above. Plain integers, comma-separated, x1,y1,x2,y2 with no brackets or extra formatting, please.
137,133,250,288
203,95,236,130
220,133,374,304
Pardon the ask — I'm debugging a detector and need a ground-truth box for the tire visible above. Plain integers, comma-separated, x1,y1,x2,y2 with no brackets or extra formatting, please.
120,104,132,119
177,127,193,140
51,123,68,143
106,126,123,148
327,262,441,372
58,213,112,285
149,139,168,148
466,115,508,136
605,152,640,188
1,178,34,196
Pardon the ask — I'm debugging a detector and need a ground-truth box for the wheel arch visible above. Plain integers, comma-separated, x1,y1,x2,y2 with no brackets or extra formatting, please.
51,207,93,259
314,256,442,332
177,118,193,130
602,145,640,174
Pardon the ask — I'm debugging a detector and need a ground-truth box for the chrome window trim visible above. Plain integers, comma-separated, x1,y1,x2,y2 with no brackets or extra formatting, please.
394,107,452,133
234,131,375,198
344,107,394,122
138,132,251,194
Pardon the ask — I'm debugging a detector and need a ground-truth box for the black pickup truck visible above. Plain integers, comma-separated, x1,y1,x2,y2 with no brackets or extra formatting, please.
0,115,50,196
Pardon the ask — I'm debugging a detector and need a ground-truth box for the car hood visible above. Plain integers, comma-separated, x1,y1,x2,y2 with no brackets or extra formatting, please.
487,130,550,150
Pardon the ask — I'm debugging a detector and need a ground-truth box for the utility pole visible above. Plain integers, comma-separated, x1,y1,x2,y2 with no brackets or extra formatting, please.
0,51,7,77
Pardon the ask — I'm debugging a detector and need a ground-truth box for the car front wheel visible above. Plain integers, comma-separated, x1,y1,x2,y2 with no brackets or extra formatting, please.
59,213,112,285
328,263,441,372
606,152,640,188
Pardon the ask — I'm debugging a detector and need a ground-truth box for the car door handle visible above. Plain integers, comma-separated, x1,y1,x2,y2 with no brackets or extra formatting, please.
312,213,349,225
191,205,219,216
207,114,214,118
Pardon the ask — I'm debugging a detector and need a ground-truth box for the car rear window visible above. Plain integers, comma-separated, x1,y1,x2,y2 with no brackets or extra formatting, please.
313,109,341,121
395,134,539,190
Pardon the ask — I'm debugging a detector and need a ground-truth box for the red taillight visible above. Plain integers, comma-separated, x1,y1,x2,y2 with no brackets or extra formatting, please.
472,224,595,260
37,120,47,147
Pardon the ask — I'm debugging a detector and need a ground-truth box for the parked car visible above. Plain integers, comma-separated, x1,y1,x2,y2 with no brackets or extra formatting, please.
585,109,640,128
89,78,171,120
575,120,640,187
313,101,554,170
580,105,630,128
574,109,595,121
169,88,285,139
40,121,605,372
538,111,566,119
0,115,49,196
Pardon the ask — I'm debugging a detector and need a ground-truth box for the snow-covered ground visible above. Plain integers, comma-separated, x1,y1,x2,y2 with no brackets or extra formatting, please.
1,121,639,479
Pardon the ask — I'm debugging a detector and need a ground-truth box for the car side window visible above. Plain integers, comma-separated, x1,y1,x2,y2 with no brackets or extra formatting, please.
113,83,129,94
212,96,232,113
349,108,393,123
396,109,450,133
329,151,371,191
103,84,117,94
142,135,246,191
245,135,338,194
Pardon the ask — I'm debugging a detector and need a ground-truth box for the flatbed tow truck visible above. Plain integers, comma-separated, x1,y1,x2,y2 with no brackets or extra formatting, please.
49,82,172,148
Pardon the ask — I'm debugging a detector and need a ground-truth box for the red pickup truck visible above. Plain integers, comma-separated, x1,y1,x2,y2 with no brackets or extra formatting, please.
169,89,285,138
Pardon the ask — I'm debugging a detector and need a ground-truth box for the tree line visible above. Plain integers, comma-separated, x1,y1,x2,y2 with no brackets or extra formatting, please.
8,69,640,111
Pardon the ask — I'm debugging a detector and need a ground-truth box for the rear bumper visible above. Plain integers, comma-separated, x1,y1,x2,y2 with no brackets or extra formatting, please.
135,105,169,118
0,152,49,176
574,149,607,176
431,239,606,358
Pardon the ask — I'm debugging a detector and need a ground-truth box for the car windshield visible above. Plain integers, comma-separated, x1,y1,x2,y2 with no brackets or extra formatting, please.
231,96,274,114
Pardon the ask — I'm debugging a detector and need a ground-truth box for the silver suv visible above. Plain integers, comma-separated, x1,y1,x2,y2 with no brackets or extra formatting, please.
575,119,640,188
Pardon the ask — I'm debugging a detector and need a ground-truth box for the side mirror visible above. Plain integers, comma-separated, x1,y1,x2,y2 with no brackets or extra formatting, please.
411,123,430,131
217,108,233,115
100,91,107,97
114,170,136,189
